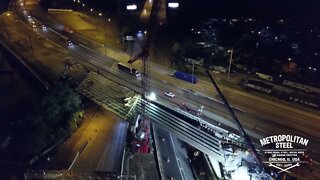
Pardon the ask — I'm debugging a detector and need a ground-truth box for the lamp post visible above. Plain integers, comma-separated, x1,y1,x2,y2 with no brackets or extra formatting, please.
192,59,195,91
1,12,11,40
227,48,233,80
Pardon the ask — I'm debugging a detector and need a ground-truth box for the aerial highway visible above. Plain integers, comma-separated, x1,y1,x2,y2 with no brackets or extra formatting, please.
19,0,320,163
0,2,319,179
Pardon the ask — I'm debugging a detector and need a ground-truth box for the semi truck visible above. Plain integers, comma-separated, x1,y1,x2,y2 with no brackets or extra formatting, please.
117,63,140,77
173,71,197,84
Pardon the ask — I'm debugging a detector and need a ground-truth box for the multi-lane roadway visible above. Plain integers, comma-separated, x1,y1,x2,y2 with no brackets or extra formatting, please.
2,0,318,178
22,0,320,163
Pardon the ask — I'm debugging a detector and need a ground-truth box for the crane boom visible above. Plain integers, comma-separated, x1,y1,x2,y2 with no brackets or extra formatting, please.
127,49,149,64
206,70,264,169
127,0,162,64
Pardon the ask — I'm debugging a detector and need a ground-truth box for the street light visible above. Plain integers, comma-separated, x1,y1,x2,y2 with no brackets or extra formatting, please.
98,12,102,16
227,49,233,80
191,59,194,91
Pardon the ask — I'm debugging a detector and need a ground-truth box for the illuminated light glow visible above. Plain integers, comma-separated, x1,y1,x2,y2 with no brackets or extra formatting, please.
231,166,250,180
140,132,145,140
137,31,144,38
168,2,179,8
147,92,157,101
126,4,137,10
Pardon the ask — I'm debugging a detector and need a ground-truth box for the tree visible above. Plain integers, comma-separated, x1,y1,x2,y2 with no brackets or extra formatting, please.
9,83,82,157
172,42,186,60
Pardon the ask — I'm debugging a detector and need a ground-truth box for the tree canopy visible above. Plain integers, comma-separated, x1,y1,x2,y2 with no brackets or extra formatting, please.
10,83,82,157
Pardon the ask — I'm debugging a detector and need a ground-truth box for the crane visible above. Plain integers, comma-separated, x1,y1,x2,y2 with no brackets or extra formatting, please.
127,0,163,149
206,70,264,171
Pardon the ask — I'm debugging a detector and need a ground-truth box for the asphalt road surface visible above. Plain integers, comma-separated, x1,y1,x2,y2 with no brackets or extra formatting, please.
22,1,320,162
39,103,128,173
154,125,195,180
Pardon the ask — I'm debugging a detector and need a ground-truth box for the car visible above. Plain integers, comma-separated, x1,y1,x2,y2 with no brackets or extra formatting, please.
32,24,37,28
41,24,47,30
66,39,73,47
165,92,175,98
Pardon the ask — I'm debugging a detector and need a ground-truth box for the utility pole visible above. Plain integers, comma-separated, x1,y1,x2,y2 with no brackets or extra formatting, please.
227,48,233,80
103,0,107,56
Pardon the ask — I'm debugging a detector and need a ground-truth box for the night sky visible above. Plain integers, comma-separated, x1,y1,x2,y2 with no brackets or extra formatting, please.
36,0,320,27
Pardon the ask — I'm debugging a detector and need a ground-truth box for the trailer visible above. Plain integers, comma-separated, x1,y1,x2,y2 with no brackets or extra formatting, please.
118,63,140,77
245,80,273,94
173,71,197,84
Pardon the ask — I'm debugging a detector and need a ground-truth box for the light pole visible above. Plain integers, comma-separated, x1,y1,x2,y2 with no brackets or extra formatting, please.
227,48,233,80
104,20,107,56
1,12,11,41
192,59,195,91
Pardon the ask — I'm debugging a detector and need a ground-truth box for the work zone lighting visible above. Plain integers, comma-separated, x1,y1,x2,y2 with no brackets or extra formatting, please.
147,92,157,101
126,4,137,10
168,2,179,8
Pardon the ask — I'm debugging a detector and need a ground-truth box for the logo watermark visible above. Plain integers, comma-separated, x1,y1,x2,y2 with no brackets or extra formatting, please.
260,135,309,173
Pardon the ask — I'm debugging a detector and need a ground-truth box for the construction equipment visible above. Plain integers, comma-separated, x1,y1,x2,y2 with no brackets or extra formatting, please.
206,70,264,171
127,0,163,152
